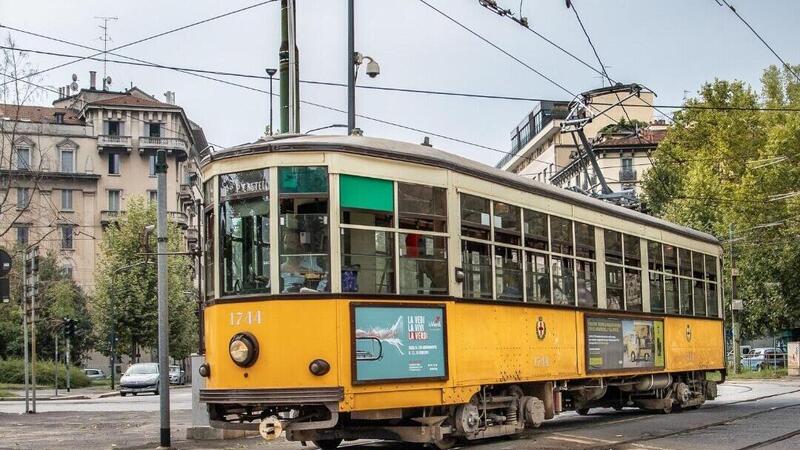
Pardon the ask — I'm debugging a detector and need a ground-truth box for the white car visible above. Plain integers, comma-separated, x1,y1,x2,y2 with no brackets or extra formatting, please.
169,365,186,385
83,368,106,380
119,363,160,396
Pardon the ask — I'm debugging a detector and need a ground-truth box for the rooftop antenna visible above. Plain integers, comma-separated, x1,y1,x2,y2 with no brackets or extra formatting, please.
95,16,118,85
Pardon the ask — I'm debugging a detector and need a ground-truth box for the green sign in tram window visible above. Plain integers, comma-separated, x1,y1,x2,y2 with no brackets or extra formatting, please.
340,175,394,212
279,166,329,194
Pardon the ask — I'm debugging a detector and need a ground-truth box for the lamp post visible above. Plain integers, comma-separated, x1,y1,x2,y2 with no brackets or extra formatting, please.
346,0,380,135
266,68,277,135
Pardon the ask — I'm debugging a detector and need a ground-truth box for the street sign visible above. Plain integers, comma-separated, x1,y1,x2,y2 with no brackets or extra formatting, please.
731,268,740,276
0,250,11,277
732,299,744,311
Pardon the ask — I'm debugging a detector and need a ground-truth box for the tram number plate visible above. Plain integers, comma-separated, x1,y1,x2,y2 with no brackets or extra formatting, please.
229,311,262,326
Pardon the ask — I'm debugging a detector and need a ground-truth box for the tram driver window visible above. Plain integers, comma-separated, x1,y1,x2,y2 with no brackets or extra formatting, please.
219,170,270,295
278,166,330,293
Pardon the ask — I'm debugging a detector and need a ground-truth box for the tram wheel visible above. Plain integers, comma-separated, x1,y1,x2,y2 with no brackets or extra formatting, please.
432,437,457,449
661,404,673,414
313,439,343,450
576,408,590,416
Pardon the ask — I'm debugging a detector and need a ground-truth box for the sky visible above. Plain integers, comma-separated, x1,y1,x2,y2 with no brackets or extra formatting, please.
1,0,799,166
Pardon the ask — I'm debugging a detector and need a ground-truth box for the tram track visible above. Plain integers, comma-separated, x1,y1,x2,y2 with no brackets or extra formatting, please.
583,399,800,449
735,428,800,450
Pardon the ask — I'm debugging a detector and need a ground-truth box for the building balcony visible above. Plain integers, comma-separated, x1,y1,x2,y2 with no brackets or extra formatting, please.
98,135,132,152
100,210,124,226
186,227,199,244
138,136,188,152
619,169,637,182
168,211,189,229
179,183,193,203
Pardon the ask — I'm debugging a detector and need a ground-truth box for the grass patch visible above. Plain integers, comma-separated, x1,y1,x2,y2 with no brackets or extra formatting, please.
0,359,91,388
728,367,788,379
0,389,14,398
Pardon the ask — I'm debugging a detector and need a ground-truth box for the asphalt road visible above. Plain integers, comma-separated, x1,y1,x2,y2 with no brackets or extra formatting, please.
1,380,799,450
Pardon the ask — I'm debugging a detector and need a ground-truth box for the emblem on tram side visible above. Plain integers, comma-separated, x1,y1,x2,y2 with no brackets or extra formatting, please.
686,324,692,342
536,317,547,340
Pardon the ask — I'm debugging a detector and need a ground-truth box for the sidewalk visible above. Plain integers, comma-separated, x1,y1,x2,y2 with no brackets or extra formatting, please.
1,384,191,401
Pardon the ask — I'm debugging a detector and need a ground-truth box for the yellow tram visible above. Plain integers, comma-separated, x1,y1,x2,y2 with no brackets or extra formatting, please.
197,135,725,448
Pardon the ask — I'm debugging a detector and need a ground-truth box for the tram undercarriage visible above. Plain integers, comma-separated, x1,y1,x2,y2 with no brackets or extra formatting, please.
207,370,721,449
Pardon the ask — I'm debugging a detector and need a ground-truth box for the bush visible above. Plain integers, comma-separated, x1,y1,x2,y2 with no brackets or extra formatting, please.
0,358,91,388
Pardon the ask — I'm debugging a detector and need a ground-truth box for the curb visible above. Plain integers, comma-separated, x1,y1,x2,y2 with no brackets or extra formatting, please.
98,391,121,398
0,394,90,401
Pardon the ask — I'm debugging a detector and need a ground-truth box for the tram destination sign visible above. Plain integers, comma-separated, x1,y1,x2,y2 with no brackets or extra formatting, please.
351,304,448,384
585,315,665,373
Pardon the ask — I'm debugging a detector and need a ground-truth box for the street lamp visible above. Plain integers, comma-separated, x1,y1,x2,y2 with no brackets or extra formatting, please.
266,68,277,135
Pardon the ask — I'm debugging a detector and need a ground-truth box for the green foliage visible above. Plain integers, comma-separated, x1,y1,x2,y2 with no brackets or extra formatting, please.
92,197,197,361
642,65,800,338
0,358,91,388
599,117,650,136
0,248,92,361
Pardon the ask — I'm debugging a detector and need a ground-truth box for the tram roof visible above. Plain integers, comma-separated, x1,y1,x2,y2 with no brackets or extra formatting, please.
207,134,720,246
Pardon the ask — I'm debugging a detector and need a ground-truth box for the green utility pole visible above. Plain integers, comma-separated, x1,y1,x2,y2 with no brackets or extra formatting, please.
279,0,299,133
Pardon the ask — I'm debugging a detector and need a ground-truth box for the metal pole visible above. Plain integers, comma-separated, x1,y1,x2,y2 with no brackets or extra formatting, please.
54,333,58,397
66,333,71,393
347,0,355,134
279,0,289,134
730,223,740,375
156,149,171,448
110,295,116,391
269,73,274,135
22,256,29,413
287,0,299,133
31,286,36,413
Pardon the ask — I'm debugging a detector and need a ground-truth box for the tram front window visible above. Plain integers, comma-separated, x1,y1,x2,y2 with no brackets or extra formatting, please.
279,166,330,293
220,170,270,295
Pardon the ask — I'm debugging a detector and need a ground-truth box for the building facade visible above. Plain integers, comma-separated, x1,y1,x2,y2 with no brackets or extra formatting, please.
0,73,204,293
498,91,660,202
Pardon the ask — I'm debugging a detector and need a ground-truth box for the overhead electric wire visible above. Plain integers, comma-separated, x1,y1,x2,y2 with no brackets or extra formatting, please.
566,0,611,86
0,0,278,87
7,44,800,114
716,0,800,83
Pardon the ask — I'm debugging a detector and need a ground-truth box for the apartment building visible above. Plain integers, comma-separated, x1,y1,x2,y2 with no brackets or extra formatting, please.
498,90,659,201
0,72,205,292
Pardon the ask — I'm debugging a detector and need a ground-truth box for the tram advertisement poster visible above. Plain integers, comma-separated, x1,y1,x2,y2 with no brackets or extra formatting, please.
585,316,664,372
352,305,447,383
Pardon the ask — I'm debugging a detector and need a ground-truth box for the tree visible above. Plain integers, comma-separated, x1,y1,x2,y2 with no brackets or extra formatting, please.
0,248,91,362
92,197,197,362
641,65,800,338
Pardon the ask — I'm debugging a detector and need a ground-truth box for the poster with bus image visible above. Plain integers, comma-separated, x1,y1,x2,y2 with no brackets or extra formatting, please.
586,316,664,372
352,305,447,383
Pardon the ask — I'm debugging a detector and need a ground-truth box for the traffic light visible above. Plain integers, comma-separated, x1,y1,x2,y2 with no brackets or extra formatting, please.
63,317,77,338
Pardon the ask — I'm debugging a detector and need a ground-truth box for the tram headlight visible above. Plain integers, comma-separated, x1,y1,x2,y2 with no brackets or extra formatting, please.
229,332,258,367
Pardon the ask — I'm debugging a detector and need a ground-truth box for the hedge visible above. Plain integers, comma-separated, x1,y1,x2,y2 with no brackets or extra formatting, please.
0,358,91,388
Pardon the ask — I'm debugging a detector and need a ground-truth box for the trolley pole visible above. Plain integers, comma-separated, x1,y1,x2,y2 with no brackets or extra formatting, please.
155,149,171,448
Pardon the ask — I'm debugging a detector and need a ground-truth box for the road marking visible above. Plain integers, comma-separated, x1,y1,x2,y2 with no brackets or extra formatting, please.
632,443,675,450
551,433,618,444
548,435,599,445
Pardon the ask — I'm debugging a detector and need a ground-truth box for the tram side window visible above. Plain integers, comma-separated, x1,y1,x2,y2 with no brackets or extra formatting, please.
339,175,395,294
341,228,395,294
677,248,693,315
398,182,447,232
463,240,492,299
203,179,215,299
574,222,597,308
664,244,679,314
340,175,393,227
603,231,641,311
279,166,330,293
461,194,490,240
706,254,719,317
550,216,574,256
495,246,523,301
400,233,448,295
523,209,548,250
526,251,550,303
493,202,521,245
692,252,706,316
219,170,270,295
648,240,665,313
552,256,575,306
